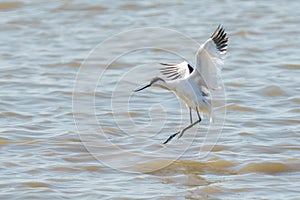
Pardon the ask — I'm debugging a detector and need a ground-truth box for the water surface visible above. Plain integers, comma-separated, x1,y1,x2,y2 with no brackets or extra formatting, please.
1,0,300,199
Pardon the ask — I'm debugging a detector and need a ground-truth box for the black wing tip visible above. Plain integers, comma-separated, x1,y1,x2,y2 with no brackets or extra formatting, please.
211,25,228,53
187,63,194,74
159,61,194,81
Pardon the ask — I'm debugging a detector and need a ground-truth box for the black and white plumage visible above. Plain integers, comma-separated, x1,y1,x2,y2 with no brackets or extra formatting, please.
160,61,194,80
135,25,228,144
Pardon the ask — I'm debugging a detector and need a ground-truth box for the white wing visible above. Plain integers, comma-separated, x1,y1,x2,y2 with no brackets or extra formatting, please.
160,61,194,80
192,25,228,90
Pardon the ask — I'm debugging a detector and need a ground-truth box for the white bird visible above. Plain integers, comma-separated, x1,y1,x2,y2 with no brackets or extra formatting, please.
135,25,228,144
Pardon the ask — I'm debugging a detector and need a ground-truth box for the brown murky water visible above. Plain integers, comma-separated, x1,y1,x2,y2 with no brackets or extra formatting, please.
1,0,300,199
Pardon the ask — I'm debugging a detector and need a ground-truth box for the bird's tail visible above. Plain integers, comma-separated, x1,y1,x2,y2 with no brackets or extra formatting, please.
210,103,234,123
201,99,214,123
208,106,215,124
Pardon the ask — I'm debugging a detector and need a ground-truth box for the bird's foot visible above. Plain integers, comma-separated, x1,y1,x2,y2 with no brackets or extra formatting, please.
163,131,180,144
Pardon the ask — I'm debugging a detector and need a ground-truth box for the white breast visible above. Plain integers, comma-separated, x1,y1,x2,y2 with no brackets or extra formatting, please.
173,80,203,108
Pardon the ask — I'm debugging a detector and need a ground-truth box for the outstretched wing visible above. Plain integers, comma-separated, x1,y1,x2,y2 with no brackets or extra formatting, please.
160,61,194,80
192,25,228,90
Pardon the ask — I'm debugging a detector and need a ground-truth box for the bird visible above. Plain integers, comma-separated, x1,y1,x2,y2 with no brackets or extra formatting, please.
134,25,228,144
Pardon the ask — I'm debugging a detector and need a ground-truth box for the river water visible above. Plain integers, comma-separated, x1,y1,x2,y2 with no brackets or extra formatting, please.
1,0,300,199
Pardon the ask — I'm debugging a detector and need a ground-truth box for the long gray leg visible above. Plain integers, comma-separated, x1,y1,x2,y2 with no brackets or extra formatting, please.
189,107,192,124
177,107,201,139
196,107,201,121
163,107,201,144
